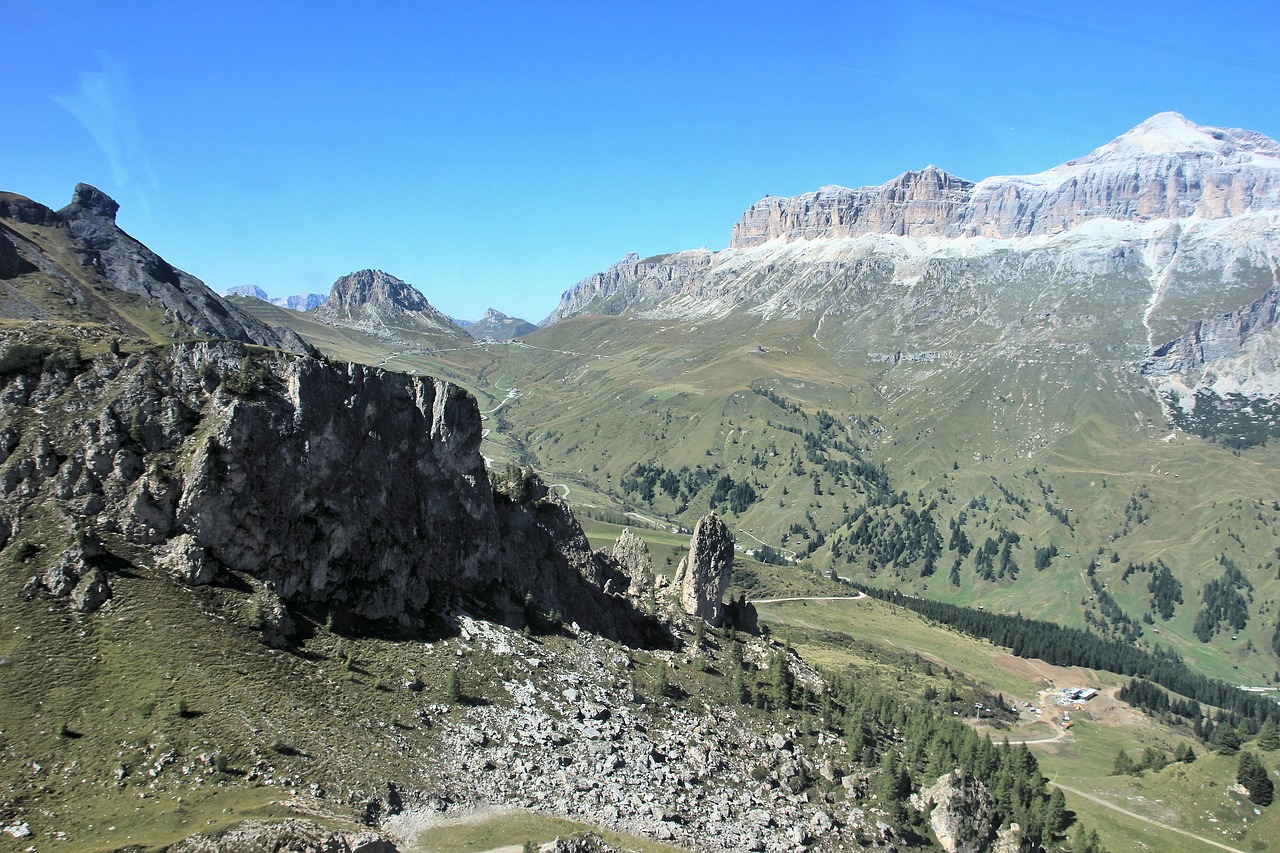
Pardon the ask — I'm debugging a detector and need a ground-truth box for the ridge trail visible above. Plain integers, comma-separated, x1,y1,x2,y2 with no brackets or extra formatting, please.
1051,783,1249,853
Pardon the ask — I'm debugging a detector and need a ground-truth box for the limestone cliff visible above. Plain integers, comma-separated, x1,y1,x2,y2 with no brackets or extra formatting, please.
0,325,655,643
1144,283,1280,398
731,113,1280,247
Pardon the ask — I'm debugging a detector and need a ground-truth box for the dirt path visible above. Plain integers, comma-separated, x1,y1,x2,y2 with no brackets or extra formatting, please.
1053,783,1250,853
750,593,868,605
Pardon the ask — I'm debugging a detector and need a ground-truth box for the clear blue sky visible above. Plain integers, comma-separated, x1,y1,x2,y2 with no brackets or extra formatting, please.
4,1,1279,323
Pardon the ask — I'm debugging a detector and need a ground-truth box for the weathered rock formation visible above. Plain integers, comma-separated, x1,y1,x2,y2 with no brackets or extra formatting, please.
0,326,657,644
314,269,470,346
731,113,1280,247
1144,283,1280,404
670,513,733,625
0,185,307,351
912,770,997,853
611,528,655,600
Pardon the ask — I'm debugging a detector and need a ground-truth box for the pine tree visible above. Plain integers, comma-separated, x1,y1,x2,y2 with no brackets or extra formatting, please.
655,663,674,700
1212,722,1242,754
1258,717,1280,751
1238,751,1274,806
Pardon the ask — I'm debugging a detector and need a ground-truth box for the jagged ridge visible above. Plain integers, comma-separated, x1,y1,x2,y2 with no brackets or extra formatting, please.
0,185,307,352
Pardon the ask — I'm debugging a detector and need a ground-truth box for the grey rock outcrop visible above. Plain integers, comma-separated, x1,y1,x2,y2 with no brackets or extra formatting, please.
0,327,659,643
611,528,655,600
166,818,397,853
670,513,733,625
1144,283,1280,403
912,769,997,853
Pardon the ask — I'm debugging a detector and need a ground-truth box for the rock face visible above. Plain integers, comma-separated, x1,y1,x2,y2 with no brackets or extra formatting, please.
0,185,307,351
913,770,997,853
670,513,733,625
1144,283,1280,410
466,307,537,340
611,528,655,600
0,327,655,642
314,270,470,345
730,113,1280,247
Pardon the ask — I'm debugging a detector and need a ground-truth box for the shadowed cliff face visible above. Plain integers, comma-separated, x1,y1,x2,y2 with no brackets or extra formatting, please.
0,330,657,643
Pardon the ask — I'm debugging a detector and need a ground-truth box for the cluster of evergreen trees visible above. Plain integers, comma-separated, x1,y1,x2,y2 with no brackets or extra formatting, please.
856,586,1279,728
722,640,1079,849
1116,678,1201,720
1193,556,1253,642
1238,751,1274,805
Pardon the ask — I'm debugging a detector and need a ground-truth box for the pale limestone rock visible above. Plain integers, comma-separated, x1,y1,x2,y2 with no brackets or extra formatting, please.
611,528,655,600
671,513,733,625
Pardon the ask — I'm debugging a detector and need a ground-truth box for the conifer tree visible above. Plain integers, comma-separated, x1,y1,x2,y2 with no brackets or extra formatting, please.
1238,751,1274,806
1258,717,1280,751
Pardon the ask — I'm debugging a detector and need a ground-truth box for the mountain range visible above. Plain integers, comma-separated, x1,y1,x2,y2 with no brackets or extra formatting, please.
224,284,329,312
3,112,1280,853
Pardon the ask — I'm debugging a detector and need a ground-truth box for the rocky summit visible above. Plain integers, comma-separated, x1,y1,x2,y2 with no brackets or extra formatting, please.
466,307,538,341
314,269,471,347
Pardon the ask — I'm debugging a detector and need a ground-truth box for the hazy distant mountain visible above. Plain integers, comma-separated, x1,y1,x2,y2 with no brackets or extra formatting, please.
223,284,327,312
467,307,537,340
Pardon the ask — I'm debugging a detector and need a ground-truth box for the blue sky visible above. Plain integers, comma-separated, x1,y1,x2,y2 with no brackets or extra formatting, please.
4,1,1279,323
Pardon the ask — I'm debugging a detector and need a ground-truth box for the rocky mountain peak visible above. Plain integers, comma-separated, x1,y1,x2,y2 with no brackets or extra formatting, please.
226,284,270,301
58,182,120,222
313,269,469,344
467,306,538,341
723,114,1280,250
324,269,434,314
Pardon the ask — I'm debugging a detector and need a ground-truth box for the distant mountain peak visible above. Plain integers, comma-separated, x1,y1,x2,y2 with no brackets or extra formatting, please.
223,285,326,312
313,269,468,343
1078,111,1280,163
468,306,537,341
226,284,270,301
